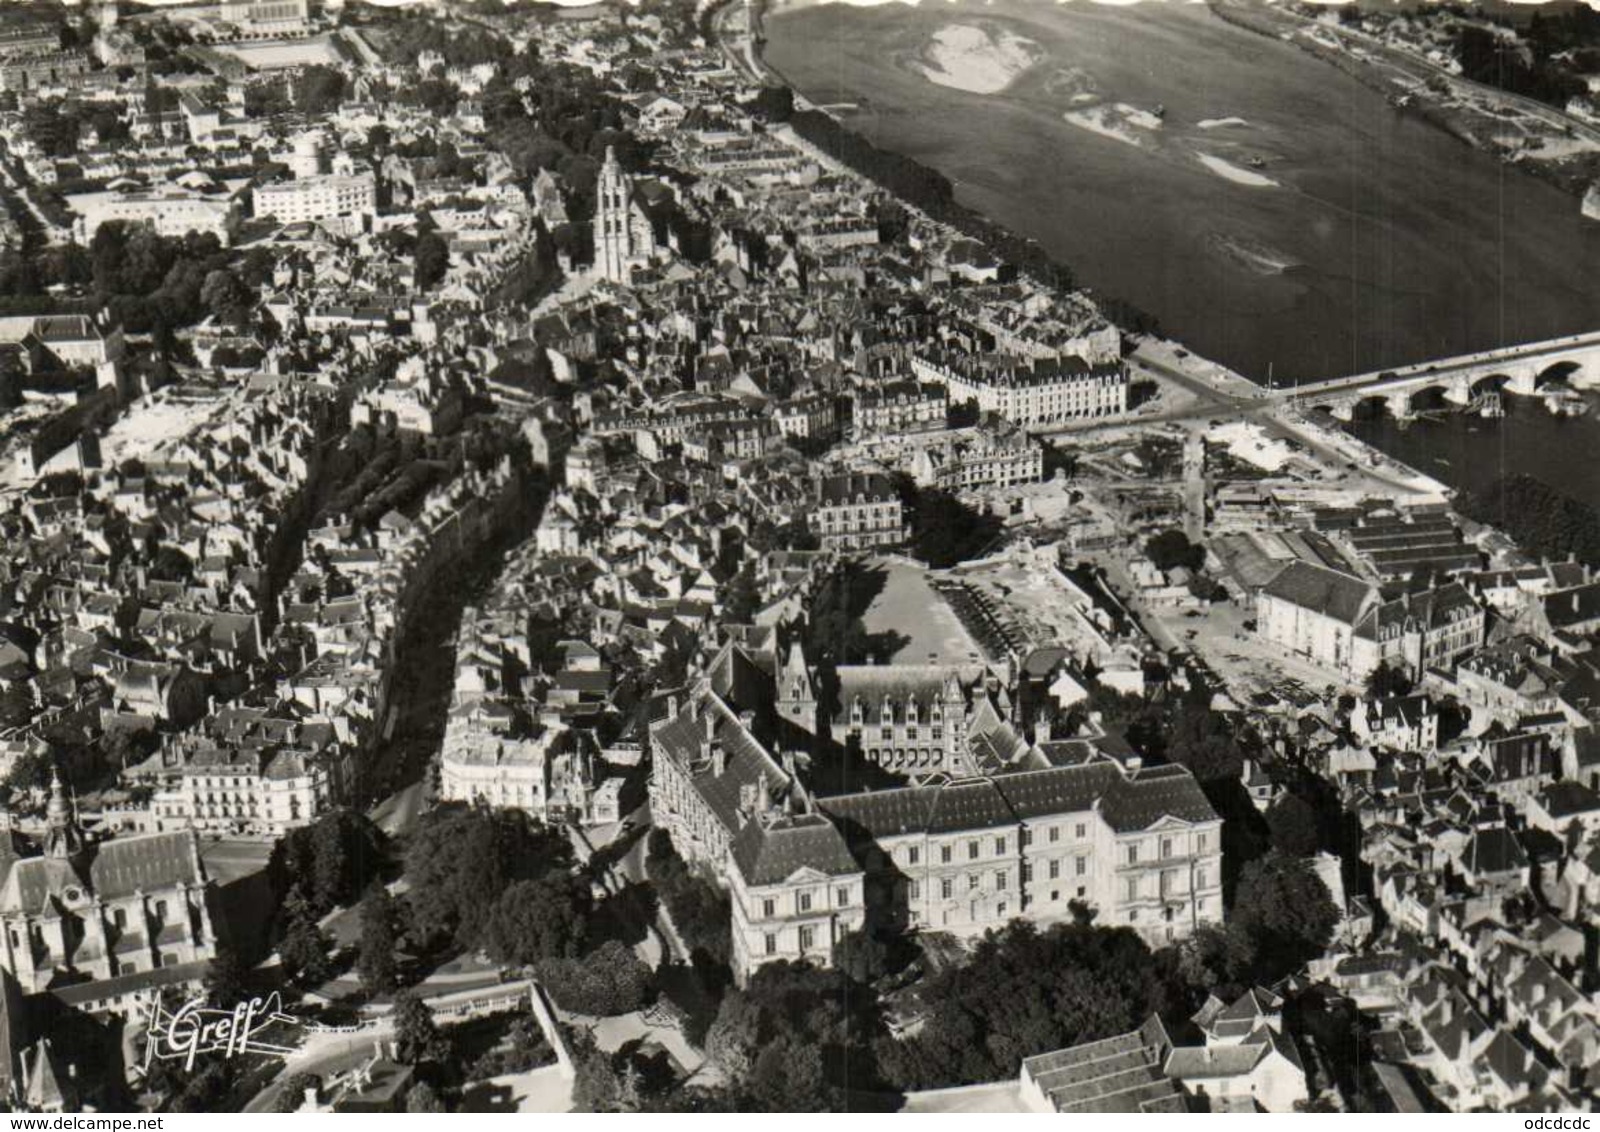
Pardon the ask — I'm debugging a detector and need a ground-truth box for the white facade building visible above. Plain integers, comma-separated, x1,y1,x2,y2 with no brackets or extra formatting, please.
253,173,377,228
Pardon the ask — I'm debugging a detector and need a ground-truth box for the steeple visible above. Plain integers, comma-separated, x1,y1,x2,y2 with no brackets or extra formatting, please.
592,144,653,284
43,769,83,861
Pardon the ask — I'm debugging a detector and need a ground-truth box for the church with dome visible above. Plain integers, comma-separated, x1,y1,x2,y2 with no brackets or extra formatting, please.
0,773,218,1016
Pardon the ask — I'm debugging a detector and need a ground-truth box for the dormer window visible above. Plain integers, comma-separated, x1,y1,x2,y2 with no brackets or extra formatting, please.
881,697,894,723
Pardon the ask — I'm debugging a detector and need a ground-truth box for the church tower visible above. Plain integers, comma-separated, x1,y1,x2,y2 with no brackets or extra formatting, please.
776,638,818,738
43,770,83,862
592,146,653,284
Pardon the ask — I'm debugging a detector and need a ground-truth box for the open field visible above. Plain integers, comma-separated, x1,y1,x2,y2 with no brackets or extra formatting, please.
214,35,344,70
861,559,984,667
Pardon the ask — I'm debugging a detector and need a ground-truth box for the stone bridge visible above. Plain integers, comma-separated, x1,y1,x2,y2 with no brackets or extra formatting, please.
1280,331,1600,420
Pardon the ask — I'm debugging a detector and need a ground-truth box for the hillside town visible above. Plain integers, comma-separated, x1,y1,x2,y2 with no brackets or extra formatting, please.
0,0,1595,1117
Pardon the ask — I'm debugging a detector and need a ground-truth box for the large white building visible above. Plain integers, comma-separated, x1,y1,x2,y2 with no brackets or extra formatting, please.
132,707,346,836
911,349,1129,426
652,679,1224,985
253,172,377,229
67,186,240,246
1255,561,1485,682
217,0,312,31
807,471,908,552
438,711,618,826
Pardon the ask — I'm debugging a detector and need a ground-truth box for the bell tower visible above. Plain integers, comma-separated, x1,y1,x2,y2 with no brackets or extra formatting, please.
593,146,634,284
43,769,84,862
776,638,817,738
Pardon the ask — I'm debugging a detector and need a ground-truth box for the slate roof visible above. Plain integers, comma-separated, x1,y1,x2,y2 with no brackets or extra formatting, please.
1536,780,1600,819
1164,1042,1264,1079
816,471,897,505
0,858,85,916
830,665,965,727
1358,582,1480,642
1260,561,1373,624
1195,986,1283,1040
1481,1028,1546,1094
1097,765,1220,833
0,828,209,916
1462,825,1529,877
926,778,1015,833
996,763,1121,820
822,761,1216,843
1021,1016,1183,1114
652,696,787,838
730,812,860,887
1544,582,1600,630
90,832,205,899
821,788,935,840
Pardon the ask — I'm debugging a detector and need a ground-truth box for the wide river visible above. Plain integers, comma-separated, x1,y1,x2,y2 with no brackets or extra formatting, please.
765,0,1600,500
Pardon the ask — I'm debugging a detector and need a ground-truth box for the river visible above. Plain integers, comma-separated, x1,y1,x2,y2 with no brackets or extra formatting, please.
765,0,1600,384
764,0,1600,502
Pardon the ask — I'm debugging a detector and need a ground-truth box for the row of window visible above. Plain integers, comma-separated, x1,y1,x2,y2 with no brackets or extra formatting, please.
758,885,852,919
763,924,816,955
890,827,1214,868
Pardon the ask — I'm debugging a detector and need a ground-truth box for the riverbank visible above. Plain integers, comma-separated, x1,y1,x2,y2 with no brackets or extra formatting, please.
762,0,1600,381
741,0,1174,337
1206,0,1600,202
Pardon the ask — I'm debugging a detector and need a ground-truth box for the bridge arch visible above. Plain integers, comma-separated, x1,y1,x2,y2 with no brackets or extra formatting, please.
1348,393,1392,419
1407,384,1452,412
1535,359,1586,389
1470,373,1513,398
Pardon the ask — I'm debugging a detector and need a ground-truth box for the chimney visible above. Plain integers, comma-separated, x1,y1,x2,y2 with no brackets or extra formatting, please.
666,695,678,720
738,709,755,733
704,709,717,746
1036,713,1052,744
712,742,727,777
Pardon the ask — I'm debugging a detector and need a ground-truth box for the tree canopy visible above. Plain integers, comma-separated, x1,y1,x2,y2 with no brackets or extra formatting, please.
876,921,1180,1091
1363,660,1414,700
1457,474,1600,567
1265,794,1321,859
538,939,652,1017
269,808,388,919
704,961,884,1111
1164,700,1248,783
1145,529,1204,573
403,805,579,954
1230,851,1340,982
894,476,1003,568
392,989,451,1067
481,872,592,965
356,885,400,994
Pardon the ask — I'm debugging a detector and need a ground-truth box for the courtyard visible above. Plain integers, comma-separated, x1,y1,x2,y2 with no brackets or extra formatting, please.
860,558,986,667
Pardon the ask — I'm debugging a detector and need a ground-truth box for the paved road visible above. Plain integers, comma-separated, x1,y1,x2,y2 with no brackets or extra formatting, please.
199,838,275,885
1125,348,1444,498
243,1024,398,1113
369,779,427,838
